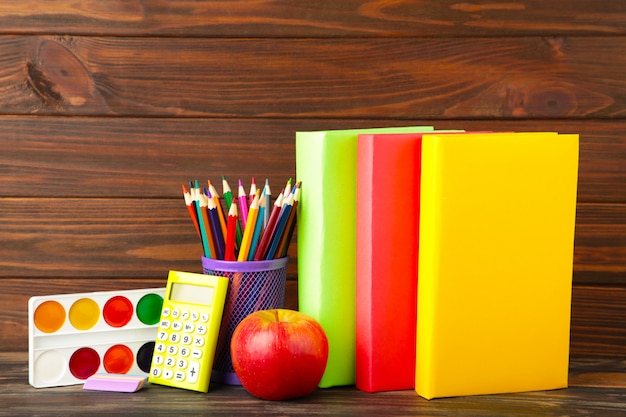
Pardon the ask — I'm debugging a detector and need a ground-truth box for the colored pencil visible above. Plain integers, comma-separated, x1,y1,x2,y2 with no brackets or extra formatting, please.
248,191,267,261
249,177,257,206
282,178,293,199
253,192,284,261
277,181,300,258
238,179,249,230
193,182,212,258
265,191,294,260
263,179,271,227
237,191,260,262
222,176,234,208
223,176,243,247
199,190,218,259
208,180,228,239
224,201,238,261
207,190,225,260
182,184,201,238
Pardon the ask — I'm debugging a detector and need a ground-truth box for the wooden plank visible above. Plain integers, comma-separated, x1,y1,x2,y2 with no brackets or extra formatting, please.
0,1,625,37
0,198,204,279
568,358,626,388
0,117,298,199
0,198,299,279
0,277,298,352
0,117,624,204
570,286,626,358
574,204,626,284
0,356,624,416
0,198,624,284
3,36,626,118
2,354,626,415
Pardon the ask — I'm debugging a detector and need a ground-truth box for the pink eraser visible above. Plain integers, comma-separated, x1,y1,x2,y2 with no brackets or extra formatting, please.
83,373,148,392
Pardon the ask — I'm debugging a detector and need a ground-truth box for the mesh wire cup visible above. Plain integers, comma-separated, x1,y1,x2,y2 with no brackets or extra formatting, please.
202,256,288,385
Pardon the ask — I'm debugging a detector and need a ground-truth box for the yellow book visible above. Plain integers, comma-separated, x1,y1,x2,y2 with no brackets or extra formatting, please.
415,132,579,399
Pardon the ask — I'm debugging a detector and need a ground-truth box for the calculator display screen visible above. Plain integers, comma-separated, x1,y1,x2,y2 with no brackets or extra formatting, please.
170,283,215,306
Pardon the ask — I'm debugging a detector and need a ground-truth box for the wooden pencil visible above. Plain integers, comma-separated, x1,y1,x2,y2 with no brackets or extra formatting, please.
208,180,228,239
277,181,300,258
238,191,260,262
182,184,201,238
253,192,284,261
224,201,238,261
265,191,294,260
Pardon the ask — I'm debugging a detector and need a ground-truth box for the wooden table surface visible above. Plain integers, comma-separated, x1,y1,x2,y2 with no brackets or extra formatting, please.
2,352,625,417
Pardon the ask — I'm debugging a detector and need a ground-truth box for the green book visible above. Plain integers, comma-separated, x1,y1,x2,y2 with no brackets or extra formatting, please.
295,125,434,388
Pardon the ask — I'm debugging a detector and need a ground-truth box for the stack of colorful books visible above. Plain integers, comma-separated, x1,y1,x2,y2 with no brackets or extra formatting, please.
296,127,579,399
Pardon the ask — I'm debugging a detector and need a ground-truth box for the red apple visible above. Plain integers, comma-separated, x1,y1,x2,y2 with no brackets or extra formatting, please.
230,308,329,400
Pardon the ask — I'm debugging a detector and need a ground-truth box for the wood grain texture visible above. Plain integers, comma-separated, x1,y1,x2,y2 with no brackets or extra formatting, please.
0,198,299,279
1,36,624,118
0,1,624,37
574,204,626,284
0,117,624,203
0,198,623,284
1,353,625,416
570,286,626,359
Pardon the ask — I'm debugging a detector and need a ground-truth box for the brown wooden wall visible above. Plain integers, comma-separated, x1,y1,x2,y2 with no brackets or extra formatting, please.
0,1,625,358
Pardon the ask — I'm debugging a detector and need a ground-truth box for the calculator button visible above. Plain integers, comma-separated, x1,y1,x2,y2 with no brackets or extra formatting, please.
196,324,207,335
179,347,190,357
157,331,168,341
155,343,166,353
165,357,176,367
181,310,190,320
191,311,199,321
172,321,183,331
187,362,200,384
174,371,185,381
171,309,180,319
200,313,209,322
181,335,192,345
169,333,180,343
161,307,171,317
193,337,205,347
167,345,178,355
191,349,202,359
183,323,194,332
177,359,188,369
163,369,173,380
151,367,162,377
153,354,164,365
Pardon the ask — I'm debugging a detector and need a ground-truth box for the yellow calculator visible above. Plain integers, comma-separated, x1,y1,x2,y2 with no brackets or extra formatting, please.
148,271,228,392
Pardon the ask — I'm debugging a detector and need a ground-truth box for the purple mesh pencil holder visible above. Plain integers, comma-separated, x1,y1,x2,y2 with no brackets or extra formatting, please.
202,256,288,385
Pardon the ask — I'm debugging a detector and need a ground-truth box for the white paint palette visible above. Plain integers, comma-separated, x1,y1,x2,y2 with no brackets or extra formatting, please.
28,287,165,388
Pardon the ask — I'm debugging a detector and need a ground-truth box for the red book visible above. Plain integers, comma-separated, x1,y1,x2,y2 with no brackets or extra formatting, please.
355,132,425,392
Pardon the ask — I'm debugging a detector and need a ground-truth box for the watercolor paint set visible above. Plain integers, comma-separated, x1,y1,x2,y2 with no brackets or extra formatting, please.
29,287,165,388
